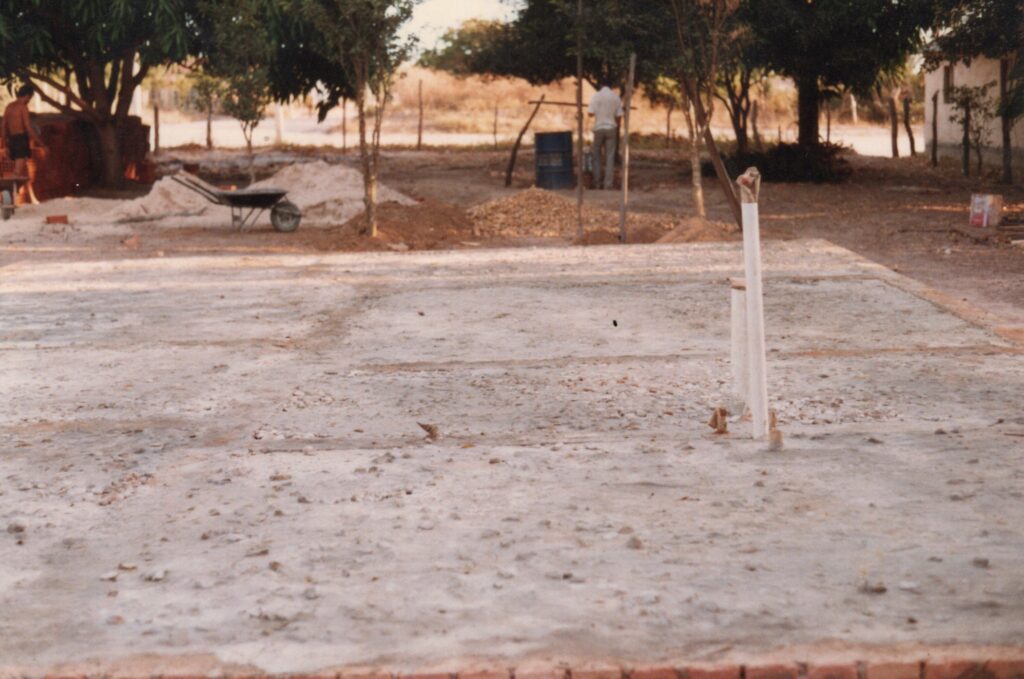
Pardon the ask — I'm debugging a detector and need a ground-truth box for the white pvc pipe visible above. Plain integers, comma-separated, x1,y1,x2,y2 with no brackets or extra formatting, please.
742,202,769,439
730,279,748,404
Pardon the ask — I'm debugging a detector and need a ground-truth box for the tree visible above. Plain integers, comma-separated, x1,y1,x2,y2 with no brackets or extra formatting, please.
0,0,201,187
201,0,275,184
745,0,932,148
928,0,1023,183
439,1,674,92
949,82,997,177
188,72,225,150
295,0,415,237
667,0,743,224
419,20,505,76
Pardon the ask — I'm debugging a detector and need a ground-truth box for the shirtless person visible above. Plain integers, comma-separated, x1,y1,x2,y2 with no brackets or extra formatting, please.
3,84,46,203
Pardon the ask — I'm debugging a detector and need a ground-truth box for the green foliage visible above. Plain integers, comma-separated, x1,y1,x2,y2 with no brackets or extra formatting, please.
188,71,225,115
744,0,932,147
0,0,203,185
419,20,505,76
441,1,674,91
948,81,997,173
201,0,276,179
927,0,1023,67
745,0,932,97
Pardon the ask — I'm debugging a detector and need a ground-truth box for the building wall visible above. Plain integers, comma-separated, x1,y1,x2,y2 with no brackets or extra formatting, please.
924,55,1024,170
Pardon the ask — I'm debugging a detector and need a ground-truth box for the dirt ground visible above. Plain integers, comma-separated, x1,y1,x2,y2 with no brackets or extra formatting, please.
2,147,1021,328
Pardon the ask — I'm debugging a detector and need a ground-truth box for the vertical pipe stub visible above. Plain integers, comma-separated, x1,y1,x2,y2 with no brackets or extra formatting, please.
737,166,762,205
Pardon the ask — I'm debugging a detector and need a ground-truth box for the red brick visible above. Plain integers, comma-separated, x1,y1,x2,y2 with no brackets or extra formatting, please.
987,662,1024,679
808,665,858,679
924,662,984,679
687,667,742,679
631,668,681,679
866,663,921,679
747,665,800,679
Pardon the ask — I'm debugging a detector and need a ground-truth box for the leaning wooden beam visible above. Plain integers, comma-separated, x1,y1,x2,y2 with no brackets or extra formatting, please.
505,95,546,187
681,75,742,227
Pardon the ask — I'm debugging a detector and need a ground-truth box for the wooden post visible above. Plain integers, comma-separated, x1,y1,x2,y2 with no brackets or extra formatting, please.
903,97,916,156
618,53,636,244
1000,57,1013,184
737,167,768,439
493,105,499,149
666,100,674,148
682,75,741,228
889,95,900,158
931,91,939,167
826,101,831,143
751,100,762,150
850,92,858,125
342,98,347,154
575,0,584,240
417,80,424,151
153,101,160,154
962,101,971,176
506,95,545,187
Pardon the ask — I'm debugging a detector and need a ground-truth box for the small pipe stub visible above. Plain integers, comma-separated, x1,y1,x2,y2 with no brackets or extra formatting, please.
737,166,762,204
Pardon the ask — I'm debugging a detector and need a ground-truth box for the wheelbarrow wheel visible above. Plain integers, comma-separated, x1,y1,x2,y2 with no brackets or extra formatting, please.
271,200,301,233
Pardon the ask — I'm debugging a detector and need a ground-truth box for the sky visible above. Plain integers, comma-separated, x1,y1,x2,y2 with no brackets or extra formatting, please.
402,0,515,49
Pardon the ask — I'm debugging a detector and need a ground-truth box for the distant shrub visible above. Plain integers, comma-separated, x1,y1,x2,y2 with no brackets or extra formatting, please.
704,142,853,183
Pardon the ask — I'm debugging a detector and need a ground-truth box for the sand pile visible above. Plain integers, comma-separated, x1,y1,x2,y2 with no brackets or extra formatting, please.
111,173,212,222
107,161,415,228
250,160,415,225
469,188,714,243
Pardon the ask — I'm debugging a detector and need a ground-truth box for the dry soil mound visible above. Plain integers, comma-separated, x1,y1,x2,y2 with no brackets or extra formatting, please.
469,187,692,242
656,217,740,243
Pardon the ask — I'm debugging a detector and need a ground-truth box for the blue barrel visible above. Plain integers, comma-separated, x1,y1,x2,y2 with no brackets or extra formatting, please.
534,131,574,190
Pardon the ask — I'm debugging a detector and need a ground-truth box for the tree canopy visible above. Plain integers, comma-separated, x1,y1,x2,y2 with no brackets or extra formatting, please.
744,0,934,147
0,0,203,185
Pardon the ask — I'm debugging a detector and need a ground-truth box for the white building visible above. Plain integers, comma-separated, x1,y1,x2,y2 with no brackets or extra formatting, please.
924,54,1022,174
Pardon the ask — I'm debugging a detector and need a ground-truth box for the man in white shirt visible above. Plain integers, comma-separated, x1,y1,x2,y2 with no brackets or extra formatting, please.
588,81,623,190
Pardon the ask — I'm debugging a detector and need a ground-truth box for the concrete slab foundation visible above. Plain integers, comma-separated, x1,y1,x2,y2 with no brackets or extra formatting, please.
1,240,1022,676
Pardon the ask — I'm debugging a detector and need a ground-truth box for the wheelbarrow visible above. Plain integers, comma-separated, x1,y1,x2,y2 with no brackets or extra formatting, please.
170,174,302,232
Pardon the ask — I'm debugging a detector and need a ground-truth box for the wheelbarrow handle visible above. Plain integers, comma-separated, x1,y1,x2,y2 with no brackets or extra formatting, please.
170,174,225,206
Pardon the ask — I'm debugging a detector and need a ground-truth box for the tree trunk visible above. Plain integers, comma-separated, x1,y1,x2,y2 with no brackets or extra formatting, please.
931,92,939,167
826,102,831,143
733,114,749,155
246,132,255,185
1001,58,1013,184
685,102,705,219
666,101,674,148
796,74,820,148
342,98,347,154
206,108,213,150
95,121,125,189
903,97,916,156
356,90,376,237
751,100,762,150
849,93,858,124
962,101,971,177
417,79,423,151
889,95,900,158
153,103,160,154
